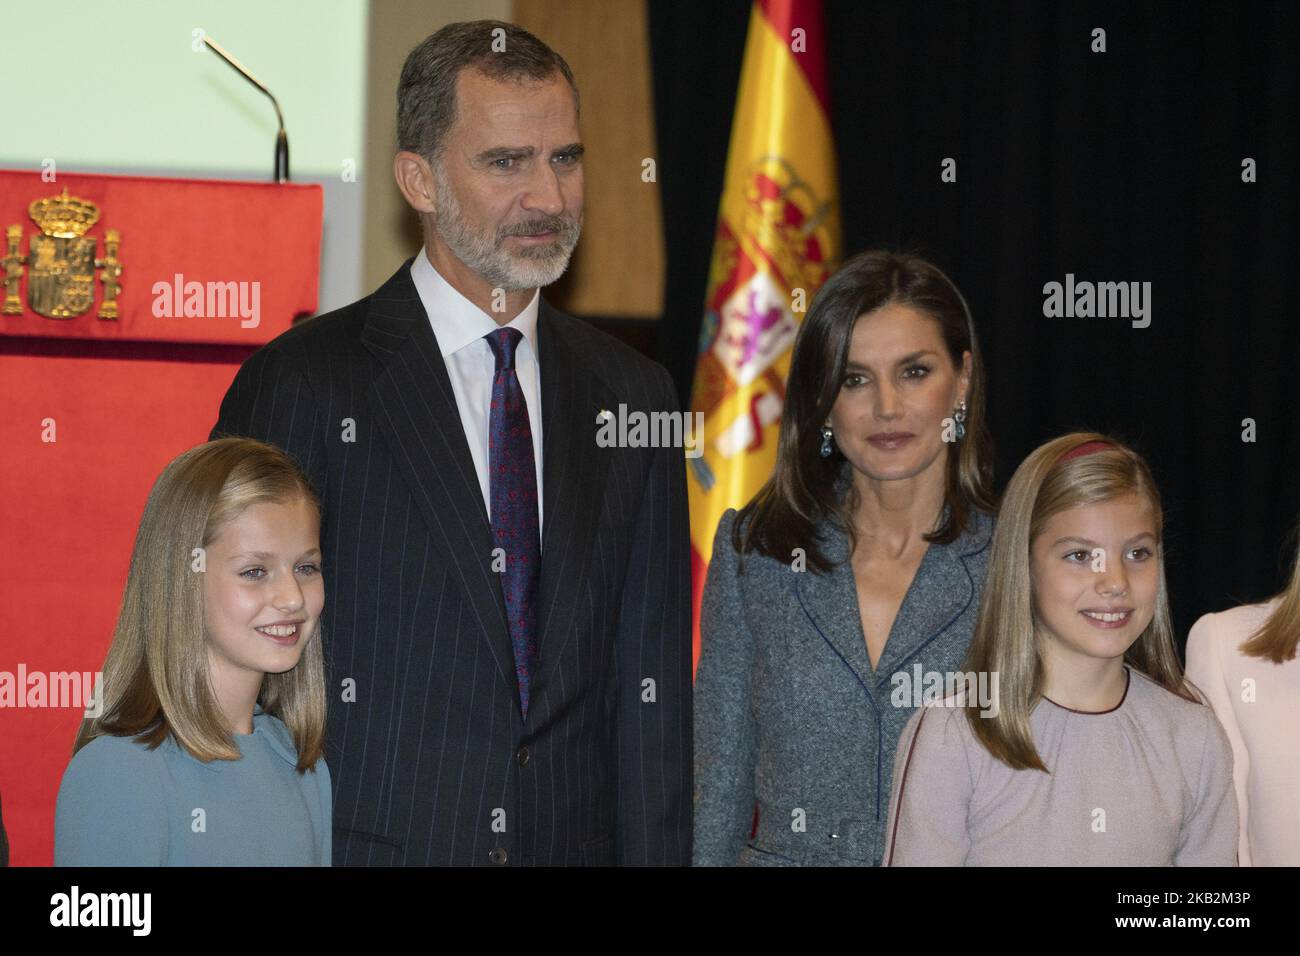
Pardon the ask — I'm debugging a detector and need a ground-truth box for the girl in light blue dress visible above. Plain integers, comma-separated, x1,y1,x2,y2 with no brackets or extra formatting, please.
55,438,331,866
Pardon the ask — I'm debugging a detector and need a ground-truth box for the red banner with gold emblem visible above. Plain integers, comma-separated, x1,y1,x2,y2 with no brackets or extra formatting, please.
0,169,320,345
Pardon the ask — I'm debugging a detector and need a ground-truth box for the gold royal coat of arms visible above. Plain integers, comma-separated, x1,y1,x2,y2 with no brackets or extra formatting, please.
2,187,122,319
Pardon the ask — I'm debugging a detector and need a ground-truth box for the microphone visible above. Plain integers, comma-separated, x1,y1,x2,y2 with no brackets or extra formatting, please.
202,35,290,183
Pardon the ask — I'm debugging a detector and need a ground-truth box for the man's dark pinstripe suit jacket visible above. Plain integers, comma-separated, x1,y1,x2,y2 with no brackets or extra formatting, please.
210,258,692,866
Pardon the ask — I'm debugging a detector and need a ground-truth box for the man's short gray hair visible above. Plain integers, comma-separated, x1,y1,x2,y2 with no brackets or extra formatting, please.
397,19,580,162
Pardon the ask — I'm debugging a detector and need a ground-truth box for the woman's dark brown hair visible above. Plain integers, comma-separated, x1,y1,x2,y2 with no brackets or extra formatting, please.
734,249,996,571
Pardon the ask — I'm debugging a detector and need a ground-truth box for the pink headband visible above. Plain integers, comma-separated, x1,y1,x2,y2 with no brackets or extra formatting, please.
1058,440,1116,463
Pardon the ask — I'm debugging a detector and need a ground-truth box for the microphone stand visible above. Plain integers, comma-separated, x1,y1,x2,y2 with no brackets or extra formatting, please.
202,35,290,183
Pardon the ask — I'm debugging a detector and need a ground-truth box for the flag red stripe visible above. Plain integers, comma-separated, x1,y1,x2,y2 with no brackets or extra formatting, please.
758,0,832,116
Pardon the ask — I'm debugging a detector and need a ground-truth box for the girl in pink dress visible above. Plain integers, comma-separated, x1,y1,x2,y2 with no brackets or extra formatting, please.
1186,528,1300,865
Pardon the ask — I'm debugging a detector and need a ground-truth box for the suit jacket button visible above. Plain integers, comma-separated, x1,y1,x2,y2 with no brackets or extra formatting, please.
489,848,508,865
516,746,530,766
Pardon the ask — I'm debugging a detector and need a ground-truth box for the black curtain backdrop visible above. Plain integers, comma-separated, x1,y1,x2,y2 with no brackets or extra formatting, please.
648,0,1300,643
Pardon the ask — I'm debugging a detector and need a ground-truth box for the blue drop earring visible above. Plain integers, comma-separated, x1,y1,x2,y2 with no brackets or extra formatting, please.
954,399,968,441
819,424,834,458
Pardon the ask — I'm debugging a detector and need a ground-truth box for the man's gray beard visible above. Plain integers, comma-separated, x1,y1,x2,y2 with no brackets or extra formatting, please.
431,162,582,292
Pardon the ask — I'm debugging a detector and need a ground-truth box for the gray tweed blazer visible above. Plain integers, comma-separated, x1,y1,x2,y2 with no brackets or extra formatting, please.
693,503,994,866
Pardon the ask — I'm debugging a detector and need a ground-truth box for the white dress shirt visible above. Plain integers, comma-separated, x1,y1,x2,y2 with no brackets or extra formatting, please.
409,248,544,535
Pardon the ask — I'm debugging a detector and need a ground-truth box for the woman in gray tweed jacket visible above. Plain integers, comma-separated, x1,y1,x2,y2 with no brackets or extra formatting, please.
694,250,998,866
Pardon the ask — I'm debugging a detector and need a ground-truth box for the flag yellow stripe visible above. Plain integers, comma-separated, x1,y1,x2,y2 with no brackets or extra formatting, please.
689,4,840,563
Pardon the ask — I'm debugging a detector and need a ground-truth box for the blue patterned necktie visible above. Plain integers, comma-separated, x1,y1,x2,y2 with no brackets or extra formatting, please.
485,327,541,718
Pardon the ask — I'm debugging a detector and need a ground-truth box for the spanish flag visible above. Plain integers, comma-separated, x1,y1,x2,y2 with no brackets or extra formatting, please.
689,0,841,670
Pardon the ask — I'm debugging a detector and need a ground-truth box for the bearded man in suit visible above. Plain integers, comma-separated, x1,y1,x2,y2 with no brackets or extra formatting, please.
211,19,691,866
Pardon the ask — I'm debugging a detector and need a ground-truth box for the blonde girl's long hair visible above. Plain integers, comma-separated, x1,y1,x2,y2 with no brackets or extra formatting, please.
963,432,1197,771
72,438,327,772
1240,518,1300,663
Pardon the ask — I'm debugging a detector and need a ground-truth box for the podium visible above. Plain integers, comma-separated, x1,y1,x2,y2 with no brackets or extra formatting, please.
0,169,323,865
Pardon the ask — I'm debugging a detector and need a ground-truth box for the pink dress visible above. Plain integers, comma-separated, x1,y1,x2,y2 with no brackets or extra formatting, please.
1186,598,1300,866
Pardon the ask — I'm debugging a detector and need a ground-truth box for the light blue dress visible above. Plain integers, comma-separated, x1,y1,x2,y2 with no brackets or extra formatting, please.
55,705,331,866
